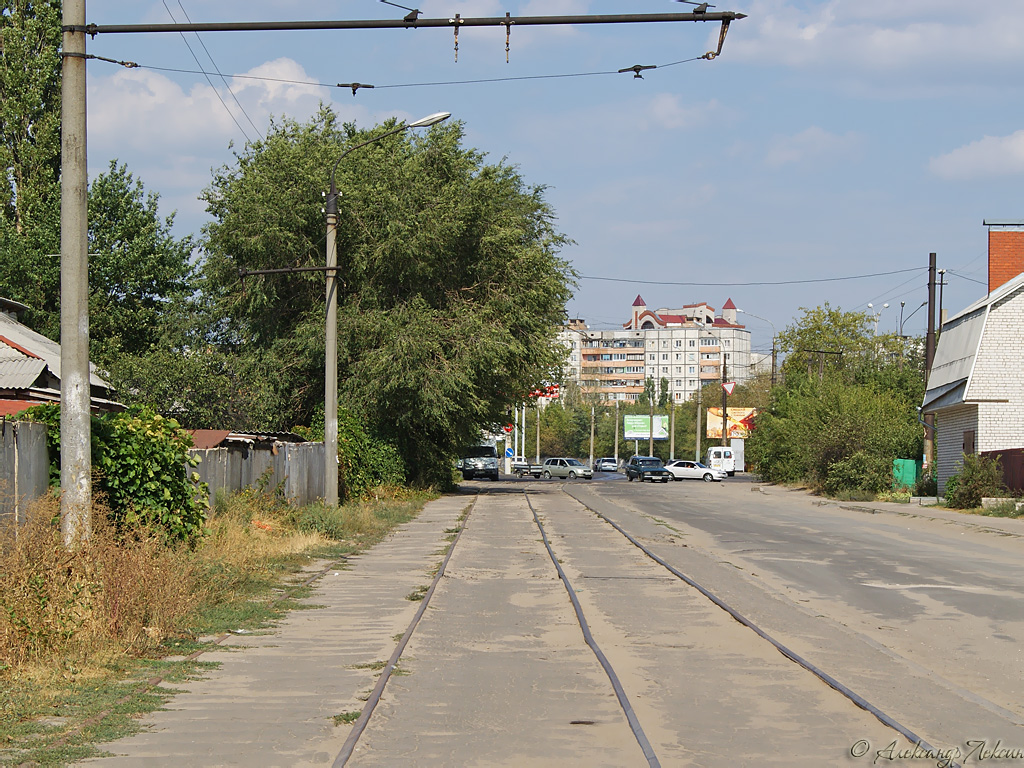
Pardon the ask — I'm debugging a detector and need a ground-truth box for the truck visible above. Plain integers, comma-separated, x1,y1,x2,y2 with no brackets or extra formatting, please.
459,445,499,481
510,456,544,478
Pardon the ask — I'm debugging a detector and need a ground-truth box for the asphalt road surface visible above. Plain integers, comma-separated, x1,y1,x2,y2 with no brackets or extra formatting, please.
80,476,1024,767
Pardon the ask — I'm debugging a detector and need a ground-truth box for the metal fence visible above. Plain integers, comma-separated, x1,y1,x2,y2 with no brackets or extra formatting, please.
1,419,50,527
189,442,326,508
1,422,326,526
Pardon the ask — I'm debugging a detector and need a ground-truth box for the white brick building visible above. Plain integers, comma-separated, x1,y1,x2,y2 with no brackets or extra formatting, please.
559,295,752,405
922,272,1024,493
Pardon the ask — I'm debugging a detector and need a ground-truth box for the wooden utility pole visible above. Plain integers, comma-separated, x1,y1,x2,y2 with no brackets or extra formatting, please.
61,0,92,545
924,252,937,470
669,401,675,460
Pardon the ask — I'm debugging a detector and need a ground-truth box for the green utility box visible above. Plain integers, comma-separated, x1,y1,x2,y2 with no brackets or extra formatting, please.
893,458,922,490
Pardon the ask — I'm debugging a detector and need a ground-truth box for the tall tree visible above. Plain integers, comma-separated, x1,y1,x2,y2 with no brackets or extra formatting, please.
0,0,62,331
201,107,575,485
87,161,196,365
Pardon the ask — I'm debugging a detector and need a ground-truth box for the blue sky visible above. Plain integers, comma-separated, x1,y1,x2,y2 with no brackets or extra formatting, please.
83,1,1024,359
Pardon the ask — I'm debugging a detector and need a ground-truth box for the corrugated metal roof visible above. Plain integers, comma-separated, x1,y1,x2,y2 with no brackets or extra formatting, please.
924,271,1024,411
0,357,46,389
0,311,110,390
926,305,987,393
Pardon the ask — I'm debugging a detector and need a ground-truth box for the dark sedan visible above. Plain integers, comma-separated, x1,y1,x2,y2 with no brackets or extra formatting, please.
625,456,672,483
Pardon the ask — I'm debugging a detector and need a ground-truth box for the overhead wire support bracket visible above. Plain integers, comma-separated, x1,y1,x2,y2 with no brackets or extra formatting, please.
75,12,747,37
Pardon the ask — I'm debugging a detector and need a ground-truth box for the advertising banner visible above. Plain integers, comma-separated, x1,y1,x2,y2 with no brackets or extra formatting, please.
706,407,758,439
623,415,669,440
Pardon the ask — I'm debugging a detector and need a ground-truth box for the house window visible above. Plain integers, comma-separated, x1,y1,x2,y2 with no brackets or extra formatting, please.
963,430,976,456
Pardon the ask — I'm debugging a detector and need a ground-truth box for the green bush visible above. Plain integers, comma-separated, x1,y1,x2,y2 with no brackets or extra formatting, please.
944,454,1007,509
822,451,891,497
18,404,207,542
294,406,407,502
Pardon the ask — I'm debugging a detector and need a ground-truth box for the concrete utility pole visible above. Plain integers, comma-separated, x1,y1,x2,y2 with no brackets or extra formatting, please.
695,379,703,462
589,406,595,468
924,252,937,471
721,352,728,446
669,401,675,460
614,400,619,467
60,0,92,546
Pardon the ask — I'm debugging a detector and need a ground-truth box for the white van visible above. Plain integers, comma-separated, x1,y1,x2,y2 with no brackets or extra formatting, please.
704,446,736,477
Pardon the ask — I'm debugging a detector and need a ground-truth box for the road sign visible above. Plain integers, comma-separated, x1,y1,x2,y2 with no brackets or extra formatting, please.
723,381,736,395
505,447,514,458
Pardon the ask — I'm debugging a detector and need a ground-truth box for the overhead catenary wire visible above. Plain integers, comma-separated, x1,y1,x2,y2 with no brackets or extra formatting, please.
173,0,264,140
579,266,925,288
160,0,255,144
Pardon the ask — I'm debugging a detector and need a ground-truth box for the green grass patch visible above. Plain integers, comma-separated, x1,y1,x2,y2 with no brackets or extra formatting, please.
333,711,362,725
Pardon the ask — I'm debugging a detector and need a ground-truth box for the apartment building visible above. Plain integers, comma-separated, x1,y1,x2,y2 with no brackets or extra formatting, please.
560,295,752,405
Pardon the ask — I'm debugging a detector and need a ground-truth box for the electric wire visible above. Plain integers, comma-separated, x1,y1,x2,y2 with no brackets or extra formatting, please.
579,266,925,287
175,1,264,139
160,1,254,144
93,54,709,92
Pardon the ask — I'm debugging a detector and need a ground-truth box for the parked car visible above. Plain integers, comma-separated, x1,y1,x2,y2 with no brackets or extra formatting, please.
625,456,672,483
541,458,593,479
665,459,727,483
594,457,618,472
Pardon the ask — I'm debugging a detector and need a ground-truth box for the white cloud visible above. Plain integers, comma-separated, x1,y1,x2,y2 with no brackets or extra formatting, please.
764,126,861,168
929,130,1024,180
727,0,1024,78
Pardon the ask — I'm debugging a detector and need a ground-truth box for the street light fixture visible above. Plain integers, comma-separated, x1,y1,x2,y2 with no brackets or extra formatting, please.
323,111,450,506
737,308,776,387
866,302,889,335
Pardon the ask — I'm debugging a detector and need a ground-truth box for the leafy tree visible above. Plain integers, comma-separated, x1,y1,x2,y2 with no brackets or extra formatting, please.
87,161,196,366
200,108,575,486
777,303,874,383
0,0,62,332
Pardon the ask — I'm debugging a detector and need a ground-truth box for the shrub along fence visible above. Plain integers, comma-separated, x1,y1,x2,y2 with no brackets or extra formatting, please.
1,419,50,527
188,441,325,508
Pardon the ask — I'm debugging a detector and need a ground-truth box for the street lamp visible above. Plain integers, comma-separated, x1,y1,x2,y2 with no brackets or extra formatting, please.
866,302,889,335
737,308,776,387
323,111,450,506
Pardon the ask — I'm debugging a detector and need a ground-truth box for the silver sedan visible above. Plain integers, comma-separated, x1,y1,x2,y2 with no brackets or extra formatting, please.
665,460,727,482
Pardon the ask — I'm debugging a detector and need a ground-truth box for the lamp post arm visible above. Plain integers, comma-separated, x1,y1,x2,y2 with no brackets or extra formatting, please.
326,122,411,215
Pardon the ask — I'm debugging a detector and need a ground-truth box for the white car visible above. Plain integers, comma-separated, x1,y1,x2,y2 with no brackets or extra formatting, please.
665,460,727,483
594,457,618,472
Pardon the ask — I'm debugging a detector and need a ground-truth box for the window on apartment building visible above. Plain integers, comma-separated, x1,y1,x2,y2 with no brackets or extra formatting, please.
649,354,655,361
688,366,695,374
724,339,731,348
675,353,681,360
675,340,682,347
662,367,668,374
661,353,668,360
689,340,695,347
675,380,682,387
688,379,696,387
675,367,681,373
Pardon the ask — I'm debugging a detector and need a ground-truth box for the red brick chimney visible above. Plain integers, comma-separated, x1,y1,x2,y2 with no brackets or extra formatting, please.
986,220,1024,293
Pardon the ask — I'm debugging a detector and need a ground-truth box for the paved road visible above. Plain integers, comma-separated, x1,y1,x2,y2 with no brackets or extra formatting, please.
79,478,1024,767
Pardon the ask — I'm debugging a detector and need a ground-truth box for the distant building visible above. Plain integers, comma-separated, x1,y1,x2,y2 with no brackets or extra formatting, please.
0,297,120,416
559,295,752,405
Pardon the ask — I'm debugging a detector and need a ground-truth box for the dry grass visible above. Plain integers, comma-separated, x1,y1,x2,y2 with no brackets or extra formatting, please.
0,498,201,675
0,484,432,762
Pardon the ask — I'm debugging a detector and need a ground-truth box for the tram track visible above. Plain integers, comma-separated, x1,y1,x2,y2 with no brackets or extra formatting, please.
559,484,961,768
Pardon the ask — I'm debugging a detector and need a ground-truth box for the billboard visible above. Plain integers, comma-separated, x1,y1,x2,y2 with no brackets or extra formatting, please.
706,407,758,439
624,415,669,440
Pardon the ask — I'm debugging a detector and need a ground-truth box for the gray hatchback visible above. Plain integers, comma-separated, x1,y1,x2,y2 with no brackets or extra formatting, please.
541,458,593,479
